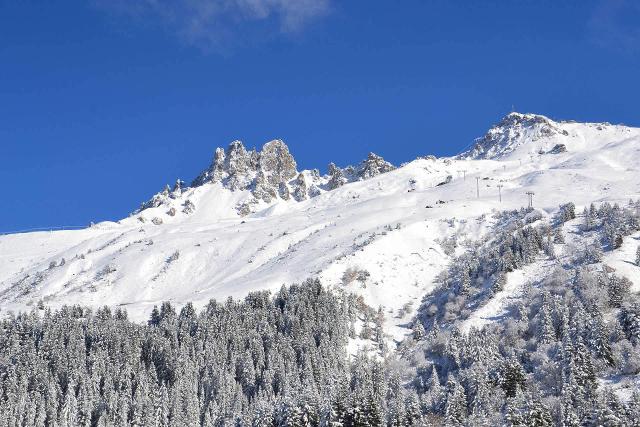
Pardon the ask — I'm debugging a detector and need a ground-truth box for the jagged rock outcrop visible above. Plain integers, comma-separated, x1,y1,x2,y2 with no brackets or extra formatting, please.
252,170,277,203
259,140,297,186
292,173,308,202
326,153,395,189
182,199,195,214
191,141,256,189
192,147,226,186
138,188,168,212
356,152,395,179
327,163,347,190
235,197,259,217
171,180,185,198
192,140,297,203
225,141,253,190
548,143,567,154
138,139,396,216
278,182,290,200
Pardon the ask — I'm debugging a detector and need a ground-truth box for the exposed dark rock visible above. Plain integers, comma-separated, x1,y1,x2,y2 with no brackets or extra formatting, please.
292,173,308,202
436,175,453,186
548,143,567,154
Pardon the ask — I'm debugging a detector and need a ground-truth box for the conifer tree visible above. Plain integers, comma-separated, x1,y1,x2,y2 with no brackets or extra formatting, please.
500,358,526,398
444,379,467,427
491,272,507,294
412,321,426,341
538,293,555,344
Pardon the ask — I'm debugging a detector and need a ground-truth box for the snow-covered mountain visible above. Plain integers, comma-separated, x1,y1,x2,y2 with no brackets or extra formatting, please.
1,112,639,344
458,112,633,160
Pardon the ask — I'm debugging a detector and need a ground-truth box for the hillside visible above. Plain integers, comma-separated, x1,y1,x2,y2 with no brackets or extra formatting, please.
3,113,640,425
1,112,639,345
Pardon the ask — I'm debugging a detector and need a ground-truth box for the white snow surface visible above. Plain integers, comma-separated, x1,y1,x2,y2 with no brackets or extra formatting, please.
2,113,640,343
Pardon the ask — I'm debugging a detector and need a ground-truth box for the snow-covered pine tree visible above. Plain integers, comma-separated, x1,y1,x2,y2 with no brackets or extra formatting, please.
538,292,556,344
443,378,467,426
499,358,526,398
620,303,640,345
491,272,507,294
553,227,565,244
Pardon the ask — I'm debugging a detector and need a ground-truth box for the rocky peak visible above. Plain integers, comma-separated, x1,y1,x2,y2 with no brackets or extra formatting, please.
259,140,297,186
225,141,259,174
192,139,305,211
500,112,551,127
224,141,254,190
326,153,395,187
459,112,569,160
172,179,185,195
192,145,226,186
356,152,395,179
193,139,297,190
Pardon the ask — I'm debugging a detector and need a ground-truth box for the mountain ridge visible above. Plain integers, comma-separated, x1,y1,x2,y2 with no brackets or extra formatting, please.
136,139,396,217
1,112,639,348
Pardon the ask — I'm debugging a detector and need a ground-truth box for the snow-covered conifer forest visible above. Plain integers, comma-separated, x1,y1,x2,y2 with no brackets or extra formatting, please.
2,113,640,425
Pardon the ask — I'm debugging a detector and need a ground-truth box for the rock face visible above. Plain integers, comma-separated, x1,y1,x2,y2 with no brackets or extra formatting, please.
252,170,277,203
436,175,453,186
327,163,347,190
224,141,254,190
292,173,308,202
548,143,567,154
259,140,297,187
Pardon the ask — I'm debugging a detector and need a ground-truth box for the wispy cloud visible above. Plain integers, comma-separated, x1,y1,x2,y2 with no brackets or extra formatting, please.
588,0,640,52
95,0,331,51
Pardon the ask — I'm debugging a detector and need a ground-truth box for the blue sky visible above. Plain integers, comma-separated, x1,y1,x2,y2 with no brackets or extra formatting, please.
1,0,639,231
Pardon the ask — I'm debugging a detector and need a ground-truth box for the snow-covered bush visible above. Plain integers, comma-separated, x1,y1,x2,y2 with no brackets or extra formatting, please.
94,264,116,280
341,267,370,286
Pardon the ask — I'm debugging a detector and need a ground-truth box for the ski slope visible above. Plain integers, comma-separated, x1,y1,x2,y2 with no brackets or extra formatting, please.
1,112,640,343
